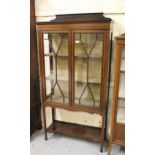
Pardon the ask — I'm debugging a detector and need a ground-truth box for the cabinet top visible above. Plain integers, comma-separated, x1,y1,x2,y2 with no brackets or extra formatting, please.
37,13,111,25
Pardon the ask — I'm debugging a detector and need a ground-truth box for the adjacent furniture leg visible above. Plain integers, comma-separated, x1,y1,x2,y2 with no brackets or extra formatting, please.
100,140,104,152
42,105,48,140
108,143,112,155
120,145,125,150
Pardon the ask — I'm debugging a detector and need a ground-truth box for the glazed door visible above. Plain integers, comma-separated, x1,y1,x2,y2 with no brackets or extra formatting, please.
114,45,125,142
43,32,70,104
73,31,104,108
116,46,125,124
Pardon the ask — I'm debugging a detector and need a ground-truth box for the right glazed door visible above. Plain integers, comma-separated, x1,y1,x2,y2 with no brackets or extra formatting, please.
73,31,104,108
116,46,125,124
114,44,125,142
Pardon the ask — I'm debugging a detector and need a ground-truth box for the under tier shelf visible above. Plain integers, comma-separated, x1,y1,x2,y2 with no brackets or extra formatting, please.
47,121,102,142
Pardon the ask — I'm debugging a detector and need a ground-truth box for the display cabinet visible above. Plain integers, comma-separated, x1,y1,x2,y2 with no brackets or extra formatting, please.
36,13,111,152
108,35,125,155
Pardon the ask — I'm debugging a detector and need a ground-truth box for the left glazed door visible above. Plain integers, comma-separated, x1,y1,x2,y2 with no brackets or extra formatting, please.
43,32,69,104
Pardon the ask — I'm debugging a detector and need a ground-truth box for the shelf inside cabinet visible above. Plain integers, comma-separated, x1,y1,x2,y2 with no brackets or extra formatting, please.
44,53,102,59
118,95,125,99
47,121,102,142
46,74,101,84
44,52,68,57
46,94,100,107
46,94,69,103
120,70,125,73
118,72,125,98
74,97,100,107
117,98,125,108
116,98,125,123
74,54,102,59
120,58,125,71
118,97,125,100
117,107,125,123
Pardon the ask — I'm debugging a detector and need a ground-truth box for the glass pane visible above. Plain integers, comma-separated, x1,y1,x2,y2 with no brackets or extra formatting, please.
117,46,125,123
118,73,125,98
116,98,125,123
120,47,125,71
121,47,125,59
43,33,69,103
74,33,103,107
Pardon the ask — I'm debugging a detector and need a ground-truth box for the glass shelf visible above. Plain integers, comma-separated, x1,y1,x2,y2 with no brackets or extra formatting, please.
46,94,69,103
44,53,68,57
74,97,100,107
46,95,100,107
46,74,101,84
74,54,102,59
44,52,102,59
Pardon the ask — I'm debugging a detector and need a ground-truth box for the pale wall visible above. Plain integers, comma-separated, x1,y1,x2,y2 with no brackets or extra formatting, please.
35,0,125,139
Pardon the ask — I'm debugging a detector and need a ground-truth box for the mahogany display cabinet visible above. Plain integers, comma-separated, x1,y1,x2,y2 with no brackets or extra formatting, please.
108,35,125,155
36,13,112,152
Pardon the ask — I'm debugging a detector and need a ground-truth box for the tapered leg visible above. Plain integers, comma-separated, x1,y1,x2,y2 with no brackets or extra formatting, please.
100,128,104,152
52,108,55,122
42,105,48,140
100,120,105,152
100,141,104,152
52,108,56,130
108,143,112,155
120,145,125,150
